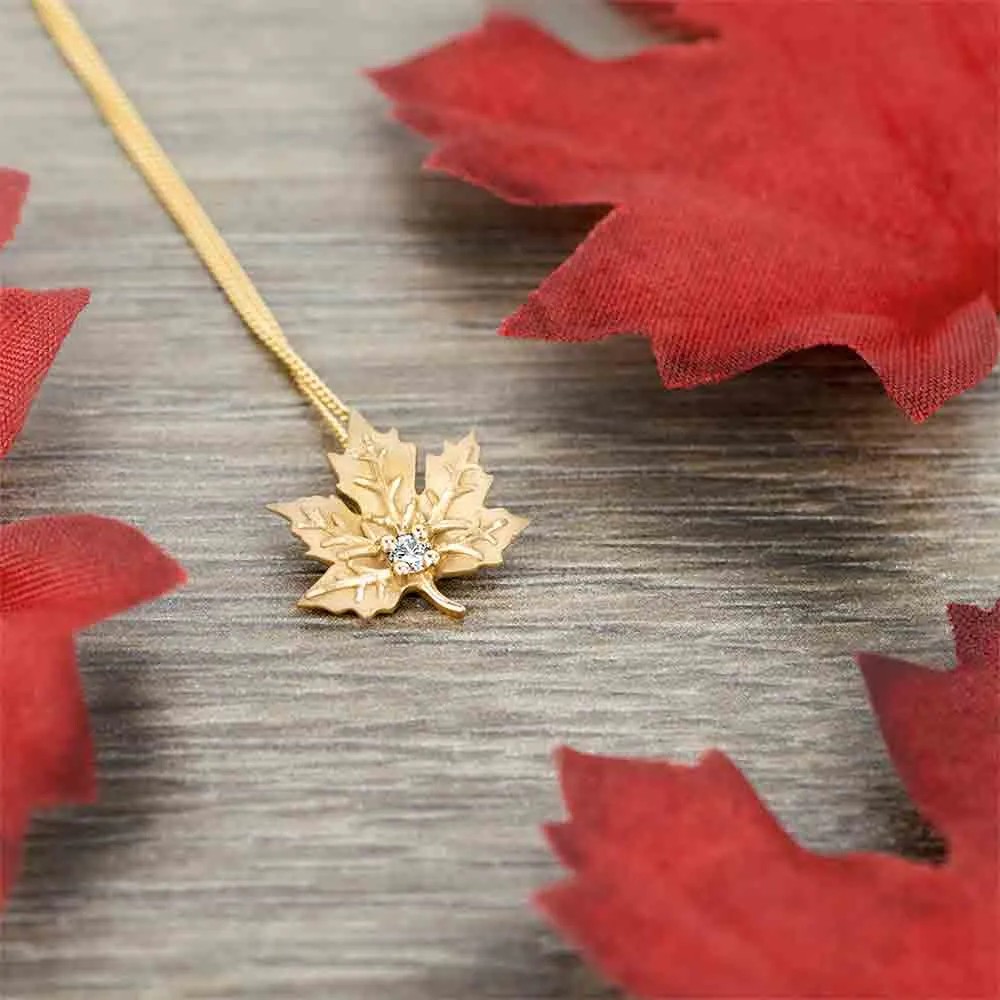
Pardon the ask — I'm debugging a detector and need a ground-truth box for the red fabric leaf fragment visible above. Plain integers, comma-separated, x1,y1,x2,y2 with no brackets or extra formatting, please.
0,621,93,903
1,288,92,458
0,168,89,457
371,3,1000,420
537,600,1000,998
1,169,180,906
0,518,186,905
0,169,29,249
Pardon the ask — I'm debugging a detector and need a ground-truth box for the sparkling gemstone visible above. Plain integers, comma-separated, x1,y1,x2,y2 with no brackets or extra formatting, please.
388,533,433,574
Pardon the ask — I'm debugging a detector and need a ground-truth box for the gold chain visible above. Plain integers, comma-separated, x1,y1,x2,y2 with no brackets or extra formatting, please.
32,0,351,448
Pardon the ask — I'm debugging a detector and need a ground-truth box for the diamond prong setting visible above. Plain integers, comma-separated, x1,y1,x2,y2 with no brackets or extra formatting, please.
382,529,439,577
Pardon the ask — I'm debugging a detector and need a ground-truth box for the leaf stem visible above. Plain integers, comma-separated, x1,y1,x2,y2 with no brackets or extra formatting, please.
417,578,466,618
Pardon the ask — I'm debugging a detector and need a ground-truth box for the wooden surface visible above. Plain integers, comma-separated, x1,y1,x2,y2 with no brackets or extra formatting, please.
1,2,997,997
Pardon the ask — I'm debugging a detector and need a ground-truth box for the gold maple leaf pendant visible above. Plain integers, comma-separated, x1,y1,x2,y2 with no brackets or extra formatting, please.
269,411,529,619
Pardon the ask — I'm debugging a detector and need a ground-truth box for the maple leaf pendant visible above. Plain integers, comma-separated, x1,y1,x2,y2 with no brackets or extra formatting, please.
269,411,529,619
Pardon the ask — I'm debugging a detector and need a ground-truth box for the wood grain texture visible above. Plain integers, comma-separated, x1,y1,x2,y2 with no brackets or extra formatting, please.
1,2,997,997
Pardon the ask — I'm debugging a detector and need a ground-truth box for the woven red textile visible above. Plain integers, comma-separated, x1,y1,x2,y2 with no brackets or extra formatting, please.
538,601,999,999
371,1,1000,421
1,168,89,456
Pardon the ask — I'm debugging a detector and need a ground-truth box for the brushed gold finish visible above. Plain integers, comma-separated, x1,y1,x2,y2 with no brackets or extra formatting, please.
34,0,529,620
269,411,528,618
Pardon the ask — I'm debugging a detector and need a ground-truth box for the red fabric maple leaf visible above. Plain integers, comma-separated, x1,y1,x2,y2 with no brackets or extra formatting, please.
0,517,186,905
1,167,90,457
370,2,1000,421
1,170,185,905
537,600,1000,998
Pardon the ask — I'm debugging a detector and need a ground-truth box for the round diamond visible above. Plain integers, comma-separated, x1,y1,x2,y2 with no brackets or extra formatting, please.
388,533,433,575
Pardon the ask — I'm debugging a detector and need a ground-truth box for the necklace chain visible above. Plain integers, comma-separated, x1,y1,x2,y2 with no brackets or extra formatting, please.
33,0,352,448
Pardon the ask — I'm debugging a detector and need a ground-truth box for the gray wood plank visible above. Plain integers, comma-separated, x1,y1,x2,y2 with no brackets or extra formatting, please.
1,1,997,997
